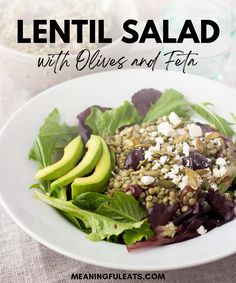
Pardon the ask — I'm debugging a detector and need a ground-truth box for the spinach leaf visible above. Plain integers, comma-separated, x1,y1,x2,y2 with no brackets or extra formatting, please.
191,103,235,138
29,108,78,168
96,192,146,223
143,89,190,122
34,191,148,242
85,101,141,138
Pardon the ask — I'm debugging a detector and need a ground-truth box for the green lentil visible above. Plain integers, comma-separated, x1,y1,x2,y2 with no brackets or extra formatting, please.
181,205,189,212
114,181,121,188
146,195,153,202
187,192,193,198
183,196,188,205
122,183,129,189
146,202,154,209
106,117,233,219
163,196,169,203
148,188,156,195
152,196,158,203
189,198,196,205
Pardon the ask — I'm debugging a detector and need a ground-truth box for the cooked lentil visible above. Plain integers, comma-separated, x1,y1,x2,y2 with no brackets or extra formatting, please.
105,112,236,215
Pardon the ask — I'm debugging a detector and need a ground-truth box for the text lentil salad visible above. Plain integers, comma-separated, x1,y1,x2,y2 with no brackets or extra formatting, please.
30,88,236,251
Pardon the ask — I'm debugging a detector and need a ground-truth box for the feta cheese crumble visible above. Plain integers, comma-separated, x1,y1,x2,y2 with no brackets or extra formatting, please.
211,183,218,191
169,112,182,127
187,124,202,138
157,122,175,137
213,166,227,178
152,161,160,170
141,176,155,185
213,168,221,178
150,131,158,137
167,145,174,152
165,171,177,179
161,167,169,174
155,137,164,144
172,175,182,185
219,166,227,176
179,176,188,190
176,128,186,135
160,155,168,165
171,164,180,174
216,158,227,166
149,145,160,152
144,151,153,161
182,142,190,157
197,225,207,235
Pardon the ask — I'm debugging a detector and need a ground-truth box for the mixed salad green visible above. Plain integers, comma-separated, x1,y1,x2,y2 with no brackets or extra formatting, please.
29,88,236,251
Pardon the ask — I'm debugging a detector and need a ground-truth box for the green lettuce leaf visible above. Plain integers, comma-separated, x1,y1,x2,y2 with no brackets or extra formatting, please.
143,89,190,122
95,192,146,223
191,103,235,138
123,220,154,245
29,183,48,192
61,212,87,231
53,187,67,201
34,191,149,243
29,108,78,168
73,191,152,244
73,192,109,211
85,101,141,137
40,185,86,231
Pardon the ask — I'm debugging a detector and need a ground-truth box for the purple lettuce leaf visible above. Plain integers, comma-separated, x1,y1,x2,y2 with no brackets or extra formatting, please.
177,216,203,234
128,213,204,251
192,200,211,215
77,88,162,141
205,189,235,223
196,122,216,134
77,105,111,142
148,204,176,230
127,230,198,251
128,189,235,251
173,201,211,226
172,211,193,226
128,212,204,252
131,88,162,117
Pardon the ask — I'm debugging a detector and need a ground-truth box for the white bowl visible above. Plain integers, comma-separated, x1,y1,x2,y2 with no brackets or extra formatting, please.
1,70,236,270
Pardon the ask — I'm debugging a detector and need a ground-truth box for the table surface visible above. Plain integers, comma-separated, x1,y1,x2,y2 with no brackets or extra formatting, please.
1,2,236,282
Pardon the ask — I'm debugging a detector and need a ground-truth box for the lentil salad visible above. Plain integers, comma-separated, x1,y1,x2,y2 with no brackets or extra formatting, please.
31,88,236,251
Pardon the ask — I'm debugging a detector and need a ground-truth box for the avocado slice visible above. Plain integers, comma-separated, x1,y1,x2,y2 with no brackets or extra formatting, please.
71,137,111,199
35,136,83,181
50,135,102,190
